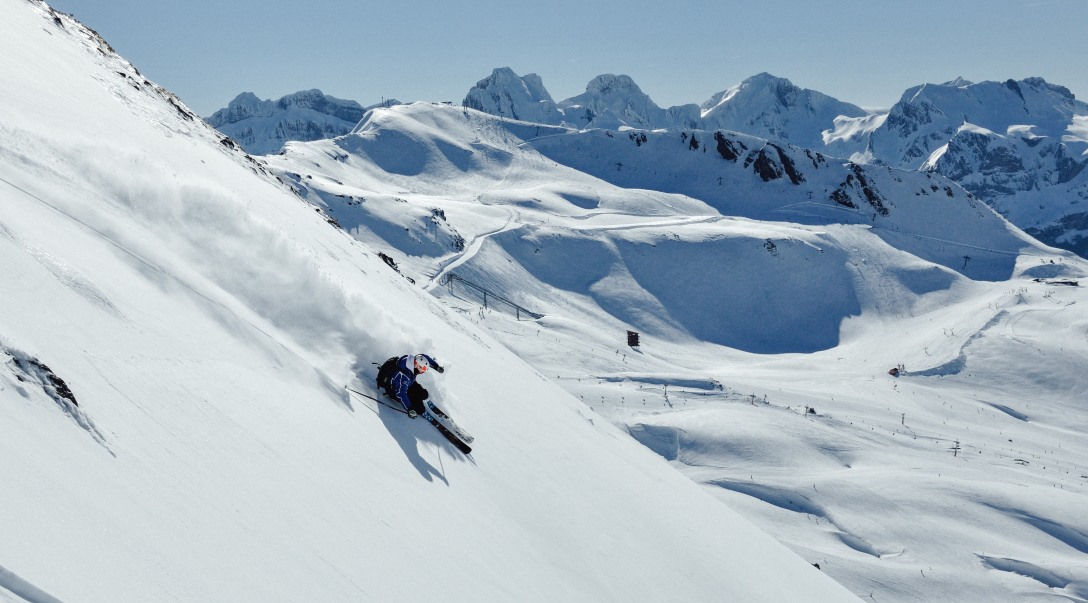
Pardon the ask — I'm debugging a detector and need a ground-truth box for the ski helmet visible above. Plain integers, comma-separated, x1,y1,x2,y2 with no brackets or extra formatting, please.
413,354,430,373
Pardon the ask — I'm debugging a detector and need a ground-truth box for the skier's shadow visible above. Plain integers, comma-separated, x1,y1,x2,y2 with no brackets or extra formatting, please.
347,371,469,484
375,404,453,485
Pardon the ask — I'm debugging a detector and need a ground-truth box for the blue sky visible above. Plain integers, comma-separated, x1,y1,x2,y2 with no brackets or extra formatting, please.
49,0,1088,117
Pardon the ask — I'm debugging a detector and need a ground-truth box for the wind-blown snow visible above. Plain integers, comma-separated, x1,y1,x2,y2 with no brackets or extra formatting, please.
1067,115,1088,149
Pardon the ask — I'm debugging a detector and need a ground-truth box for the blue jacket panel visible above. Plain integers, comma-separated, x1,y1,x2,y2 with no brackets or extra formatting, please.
388,355,415,411
388,354,439,412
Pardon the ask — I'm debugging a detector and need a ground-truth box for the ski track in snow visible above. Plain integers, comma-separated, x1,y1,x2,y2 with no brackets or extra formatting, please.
424,207,519,292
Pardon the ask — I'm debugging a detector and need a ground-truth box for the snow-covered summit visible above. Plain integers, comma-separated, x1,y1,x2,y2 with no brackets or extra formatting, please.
461,68,701,130
559,73,702,130
206,89,378,155
861,77,1088,170
942,76,975,88
700,73,869,149
559,74,663,128
836,77,1088,254
210,89,367,124
462,67,563,125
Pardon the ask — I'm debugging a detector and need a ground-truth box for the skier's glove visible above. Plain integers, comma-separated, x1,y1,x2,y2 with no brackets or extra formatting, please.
434,364,445,373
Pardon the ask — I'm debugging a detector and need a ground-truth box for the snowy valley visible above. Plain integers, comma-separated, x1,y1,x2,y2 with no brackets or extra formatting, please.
3,1,1088,602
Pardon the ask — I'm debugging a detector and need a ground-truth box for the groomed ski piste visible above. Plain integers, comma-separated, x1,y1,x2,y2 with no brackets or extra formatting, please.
3,1,1088,602
0,2,858,602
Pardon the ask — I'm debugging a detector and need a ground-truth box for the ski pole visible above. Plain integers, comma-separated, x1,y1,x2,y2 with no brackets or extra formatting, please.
346,386,409,414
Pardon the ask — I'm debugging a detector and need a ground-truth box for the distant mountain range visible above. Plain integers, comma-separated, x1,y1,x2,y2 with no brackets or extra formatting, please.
206,90,399,156
208,69,1088,256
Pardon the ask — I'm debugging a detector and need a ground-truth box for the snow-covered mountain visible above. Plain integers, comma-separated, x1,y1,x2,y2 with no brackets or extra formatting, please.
462,67,564,126
2,2,863,602
206,89,394,155
852,78,1087,169
700,72,869,150
208,70,1088,257
463,68,701,130
827,77,1088,255
557,73,702,130
921,121,1088,250
457,69,1088,258
463,68,863,139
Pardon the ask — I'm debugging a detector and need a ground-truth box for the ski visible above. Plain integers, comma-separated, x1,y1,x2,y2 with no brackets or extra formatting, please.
426,401,475,444
346,386,473,454
423,412,473,455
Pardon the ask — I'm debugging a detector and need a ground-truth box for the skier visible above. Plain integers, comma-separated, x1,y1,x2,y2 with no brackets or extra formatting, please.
376,354,444,418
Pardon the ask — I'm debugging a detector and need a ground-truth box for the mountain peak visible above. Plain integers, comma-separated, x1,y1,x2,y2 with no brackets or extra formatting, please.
700,73,866,149
1021,76,1076,100
227,91,263,108
207,89,367,154
520,72,553,103
942,76,974,88
584,73,644,96
558,73,667,129
743,71,791,86
463,67,562,123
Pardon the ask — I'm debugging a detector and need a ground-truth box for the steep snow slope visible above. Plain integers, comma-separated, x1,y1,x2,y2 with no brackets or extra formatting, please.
271,101,1088,602
0,2,860,602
